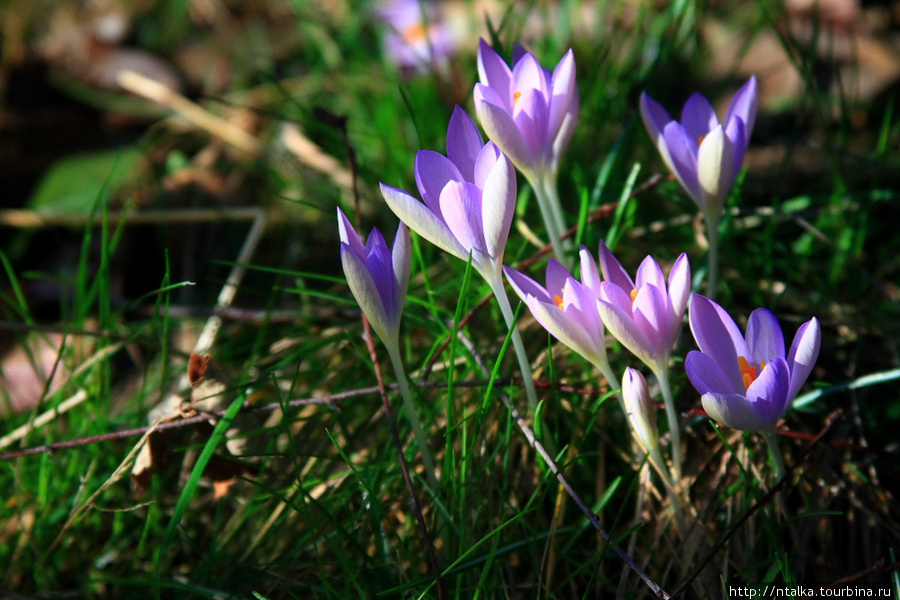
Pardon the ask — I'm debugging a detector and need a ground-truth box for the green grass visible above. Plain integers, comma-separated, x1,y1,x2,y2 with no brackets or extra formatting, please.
2,0,899,598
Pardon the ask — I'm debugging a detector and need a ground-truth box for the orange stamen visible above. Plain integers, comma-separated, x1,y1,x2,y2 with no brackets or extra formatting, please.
403,23,427,43
630,288,639,302
553,294,564,309
513,90,522,105
697,133,706,146
738,356,766,390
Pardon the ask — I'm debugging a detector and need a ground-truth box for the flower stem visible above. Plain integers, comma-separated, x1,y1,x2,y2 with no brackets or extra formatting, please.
653,364,683,481
485,271,540,417
526,171,570,264
704,209,721,301
762,428,787,483
385,341,438,490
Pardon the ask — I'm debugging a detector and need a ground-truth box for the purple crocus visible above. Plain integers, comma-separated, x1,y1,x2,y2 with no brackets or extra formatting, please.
622,367,659,453
593,241,691,372
640,76,757,214
504,255,617,388
379,105,515,280
685,294,821,432
376,0,455,75
337,208,411,346
474,39,578,261
474,39,578,182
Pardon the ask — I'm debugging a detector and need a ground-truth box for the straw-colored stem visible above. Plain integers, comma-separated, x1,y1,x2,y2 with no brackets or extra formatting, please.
385,341,438,490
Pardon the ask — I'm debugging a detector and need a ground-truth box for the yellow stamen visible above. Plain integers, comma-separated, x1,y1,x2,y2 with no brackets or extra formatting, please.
630,288,639,302
513,90,522,105
553,294,564,309
738,356,766,390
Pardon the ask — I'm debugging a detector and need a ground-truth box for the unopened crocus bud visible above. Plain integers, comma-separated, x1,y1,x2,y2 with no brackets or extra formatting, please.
622,367,659,452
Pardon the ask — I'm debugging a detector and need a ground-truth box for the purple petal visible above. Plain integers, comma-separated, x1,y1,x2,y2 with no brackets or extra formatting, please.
635,255,665,290
745,357,791,427
724,117,748,177
414,150,463,216
511,52,550,99
598,297,655,366
662,122,703,205
701,391,772,432
475,88,534,170
547,49,576,143
632,284,668,358
529,295,605,367
666,253,691,343
689,294,749,391
512,88,550,160
724,75,758,137
340,244,392,343
446,106,484,182
578,245,602,294
598,280,633,314
336,207,365,257
550,91,579,171
639,91,672,148
686,350,742,396
477,39,512,109
480,152,515,260
598,240,634,291
696,125,737,204
787,317,821,401
391,222,411,323
380,182,467,260
439,181,486,254
505,265,552,304
680,92,719,140
745,308,785,363
545,258,573,297
473,141,502,189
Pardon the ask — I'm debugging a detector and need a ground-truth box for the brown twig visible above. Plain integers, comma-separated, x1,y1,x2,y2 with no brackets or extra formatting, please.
670,409,844,598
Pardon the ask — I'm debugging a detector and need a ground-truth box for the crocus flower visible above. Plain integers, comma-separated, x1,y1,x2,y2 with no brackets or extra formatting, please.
474,39,578,261
380,105,515,281
593,241,691,373
685,294,821,432
640,76,757,214
474,39,578,182
376,0,455,75
337,207,411,346
504,256,617,388
622,367,659,452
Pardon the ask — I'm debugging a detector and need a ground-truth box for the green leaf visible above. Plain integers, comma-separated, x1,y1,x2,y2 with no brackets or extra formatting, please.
27,146,142,214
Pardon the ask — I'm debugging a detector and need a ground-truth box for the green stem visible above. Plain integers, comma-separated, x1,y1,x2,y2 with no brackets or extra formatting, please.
762,428,787,483
704,208,721,301
653,363,683,481
484,269,540,417
385,341,438,490
525,171,569,264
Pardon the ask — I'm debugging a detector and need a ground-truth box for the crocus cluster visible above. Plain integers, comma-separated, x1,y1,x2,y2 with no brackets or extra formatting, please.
336,31,822,493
